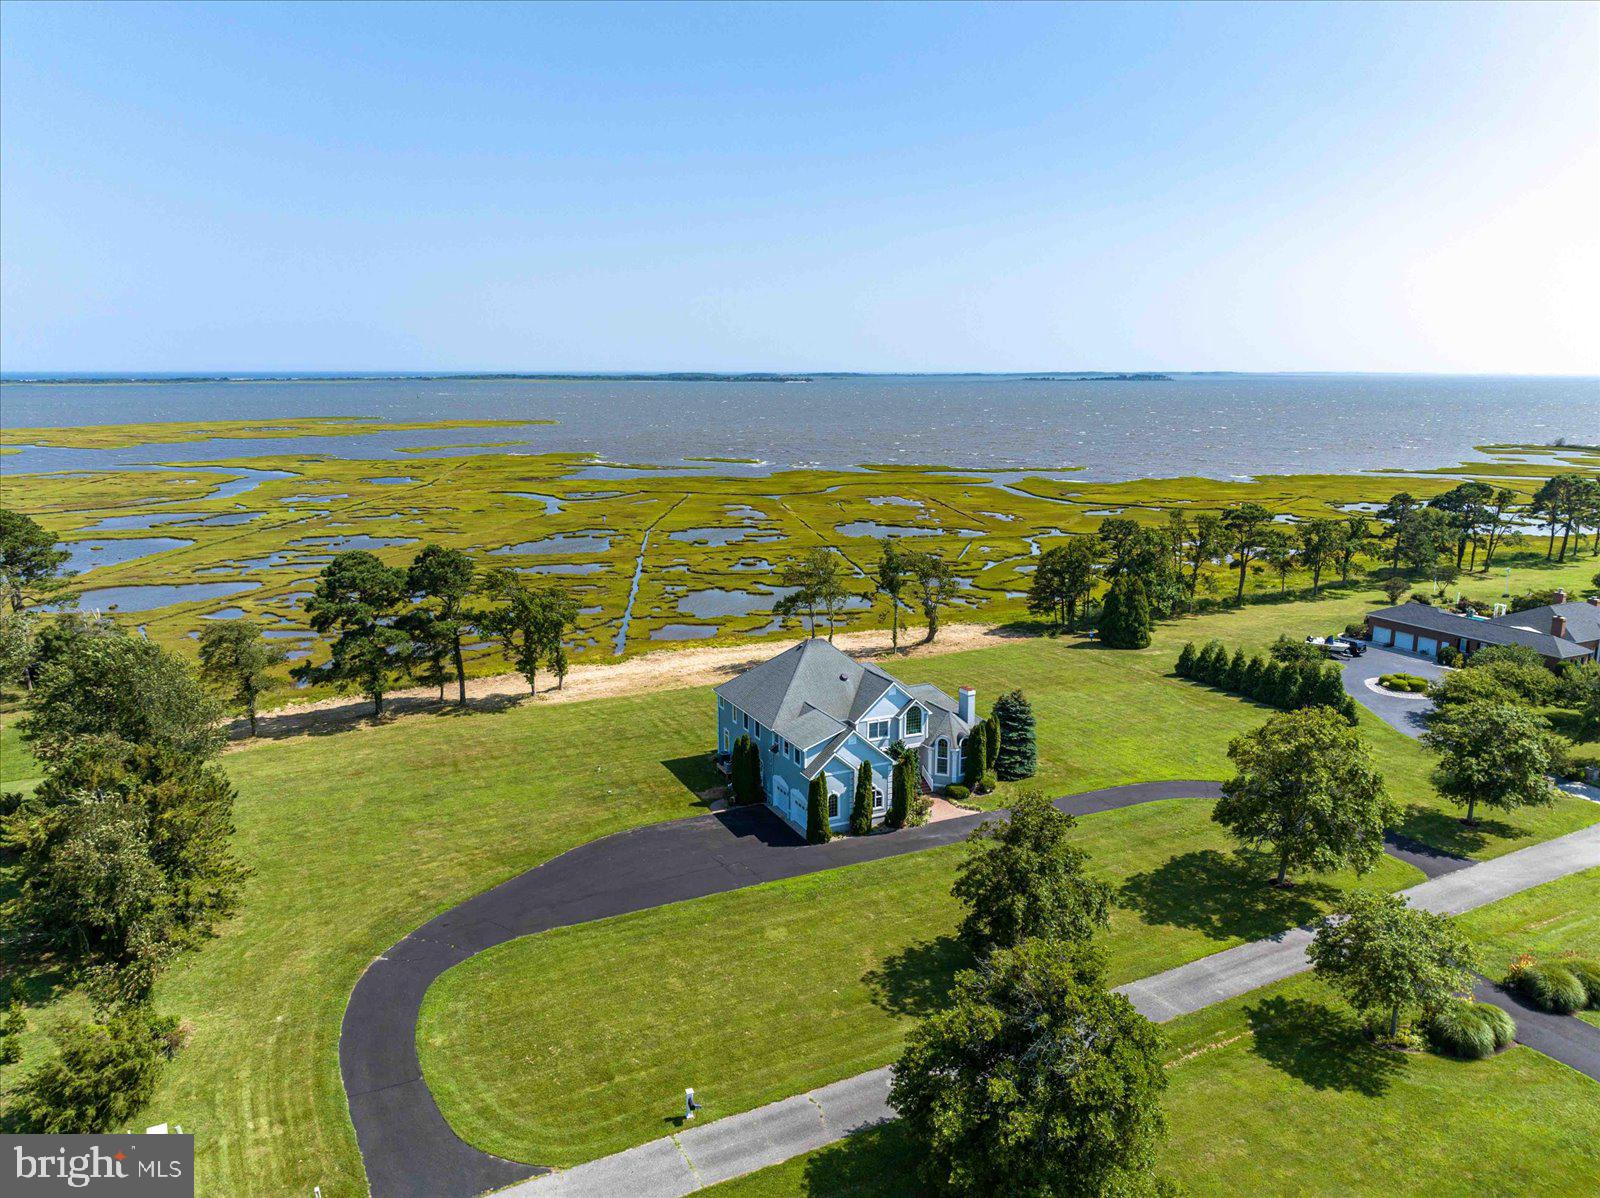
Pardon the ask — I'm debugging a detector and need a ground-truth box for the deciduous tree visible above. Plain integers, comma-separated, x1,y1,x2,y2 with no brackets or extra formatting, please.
1212,708,1394,886
952,791,1109,954
1422,701,1560,826
1308,890,1476,1039
889,939,1167,1198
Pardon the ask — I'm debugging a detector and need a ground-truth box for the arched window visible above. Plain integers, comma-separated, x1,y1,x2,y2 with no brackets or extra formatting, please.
827,790,839,818
935,738,950,775
905,706,924,735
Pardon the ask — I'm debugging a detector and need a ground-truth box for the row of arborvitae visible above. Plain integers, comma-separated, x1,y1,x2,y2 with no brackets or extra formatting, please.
1176,636,1360,724
1507,953,1600,1015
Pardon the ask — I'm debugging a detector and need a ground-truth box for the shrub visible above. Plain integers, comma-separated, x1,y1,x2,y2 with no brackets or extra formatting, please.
1561,957,1600,1008
945,784,971,802
1437,643,1463,668
1424,1001,1515,1060
978,770,998,795
1507,958,1587,1014
11,1005,180,1133
1224,648,1248,693
908,795,933,827
1343,621,1368,640
1379,672,1429,693
1268,634,1322,665
1176,641,1198,677
1196,640,1227,685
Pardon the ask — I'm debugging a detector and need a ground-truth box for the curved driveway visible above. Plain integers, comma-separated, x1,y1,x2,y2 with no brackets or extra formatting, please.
1340,642,1445,738
339,775,1483,1198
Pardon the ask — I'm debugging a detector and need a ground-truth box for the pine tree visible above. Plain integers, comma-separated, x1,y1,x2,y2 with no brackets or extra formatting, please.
1260,660,1286,706
992,689,1037,780
806,774,831,844
850,761,875,835
1176,641,1198,677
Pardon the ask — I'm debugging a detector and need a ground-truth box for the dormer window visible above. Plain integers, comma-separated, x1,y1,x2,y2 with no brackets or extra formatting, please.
905,706,924,735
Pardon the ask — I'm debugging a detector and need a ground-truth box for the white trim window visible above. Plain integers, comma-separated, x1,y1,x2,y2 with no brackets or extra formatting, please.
827,791,839,818
867,719,890,741
872,787,886,812
904,706,924,736
935,738,950,775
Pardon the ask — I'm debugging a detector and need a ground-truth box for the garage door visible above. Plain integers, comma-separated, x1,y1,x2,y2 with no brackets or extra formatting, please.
1395,631,1415,652
1373,626,1394,646
1417,637,1437,658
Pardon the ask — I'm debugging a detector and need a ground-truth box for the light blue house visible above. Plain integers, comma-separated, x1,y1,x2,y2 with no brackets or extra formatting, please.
714,638,977,834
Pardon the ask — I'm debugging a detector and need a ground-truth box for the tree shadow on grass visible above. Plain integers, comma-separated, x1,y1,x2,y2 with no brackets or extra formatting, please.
864,935,973,1019
1390,804,1519,858
802,1121,928,1197
660,753,721,805
1117,849,1340,943
1245,995,1407,1097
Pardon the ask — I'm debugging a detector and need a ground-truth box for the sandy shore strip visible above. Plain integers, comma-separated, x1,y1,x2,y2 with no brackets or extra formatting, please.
229,621,1037,744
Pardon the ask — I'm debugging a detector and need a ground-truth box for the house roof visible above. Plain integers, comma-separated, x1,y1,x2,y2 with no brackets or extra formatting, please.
715,638,972,761
1368,601,1592,660
1489,600,1600,646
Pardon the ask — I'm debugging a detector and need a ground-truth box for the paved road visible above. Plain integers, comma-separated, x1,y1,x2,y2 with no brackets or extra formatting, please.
507,821,1600,1198
342,779,1226,1198
1340,642,1445,738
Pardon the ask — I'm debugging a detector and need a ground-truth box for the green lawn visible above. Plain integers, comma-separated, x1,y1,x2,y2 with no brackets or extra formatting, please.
417,797,1425,1167
1458,867,1600,1030
0,711,42,791
3,592,1597,1197
703,973,1600,1198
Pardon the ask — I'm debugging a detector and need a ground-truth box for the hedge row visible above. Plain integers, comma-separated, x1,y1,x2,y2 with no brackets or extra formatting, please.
1175,639,1359,724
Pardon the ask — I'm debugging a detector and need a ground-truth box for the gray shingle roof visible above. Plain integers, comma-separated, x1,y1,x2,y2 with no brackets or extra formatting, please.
1489,600,1600,646
714,638,971,754
1369,602,1592,660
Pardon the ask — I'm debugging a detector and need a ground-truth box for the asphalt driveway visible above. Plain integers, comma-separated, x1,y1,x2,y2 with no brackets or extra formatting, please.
1341,642,1445,738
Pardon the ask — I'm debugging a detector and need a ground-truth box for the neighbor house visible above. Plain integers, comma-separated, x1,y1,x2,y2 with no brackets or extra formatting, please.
1366,590,1600,667
714,638,976,834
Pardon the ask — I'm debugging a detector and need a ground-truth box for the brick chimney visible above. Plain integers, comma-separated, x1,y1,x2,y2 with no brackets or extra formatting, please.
1552,613,1568,639
1555,589,1567,604
958,686,976,724
1588,596,1600,607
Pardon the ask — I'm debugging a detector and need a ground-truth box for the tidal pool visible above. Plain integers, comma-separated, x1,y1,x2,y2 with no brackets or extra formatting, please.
668,526,781,547
360,476,418,485
676,587,787,618
650,623,718,641
62,580,261,613
203,607,248,620
505,492,565,515
85,511,207,530
291,535,419,552
60,536,194,574
490,532,612,555
834,521,939,538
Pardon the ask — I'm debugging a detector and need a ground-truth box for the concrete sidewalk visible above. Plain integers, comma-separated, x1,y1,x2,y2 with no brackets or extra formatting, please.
505,822,1600,1198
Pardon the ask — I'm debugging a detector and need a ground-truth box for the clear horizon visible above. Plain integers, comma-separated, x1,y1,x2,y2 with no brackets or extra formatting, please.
3,1,1597,375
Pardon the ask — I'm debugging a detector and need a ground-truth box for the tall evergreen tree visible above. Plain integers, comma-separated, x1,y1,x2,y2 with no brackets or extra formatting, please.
992,690,1037,780
889,749,915,828
962,730,984,787
983,713,1000,770
806,774,832,844
404,544,476,705
1098,574,1152,649
197,619,287,736
300,550,411,715
850,761,875,835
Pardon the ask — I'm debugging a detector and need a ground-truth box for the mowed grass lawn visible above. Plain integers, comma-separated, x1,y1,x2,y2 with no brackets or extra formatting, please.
5,586,1597,1197
1458,867,1600,1030
702,971,1600,1198
416,798,1428,1167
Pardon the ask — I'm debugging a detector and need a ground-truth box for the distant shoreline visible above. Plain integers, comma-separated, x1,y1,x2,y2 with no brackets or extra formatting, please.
0,369,1223,385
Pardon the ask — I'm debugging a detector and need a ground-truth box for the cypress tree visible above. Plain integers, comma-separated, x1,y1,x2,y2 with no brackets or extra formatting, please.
1224,648,1248,693
890,751,914,828
984,714,1001,770
1176,641,1198,677
992,689,1037,780
1099,575,1152,649
731,735,754,804
1260,660,1286,707
1197,640,1227,685
962,731,984,787
806,774,831,844
850,761,875,835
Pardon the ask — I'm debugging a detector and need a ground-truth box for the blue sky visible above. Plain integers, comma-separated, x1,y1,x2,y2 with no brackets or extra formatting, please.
2,1,1595,373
